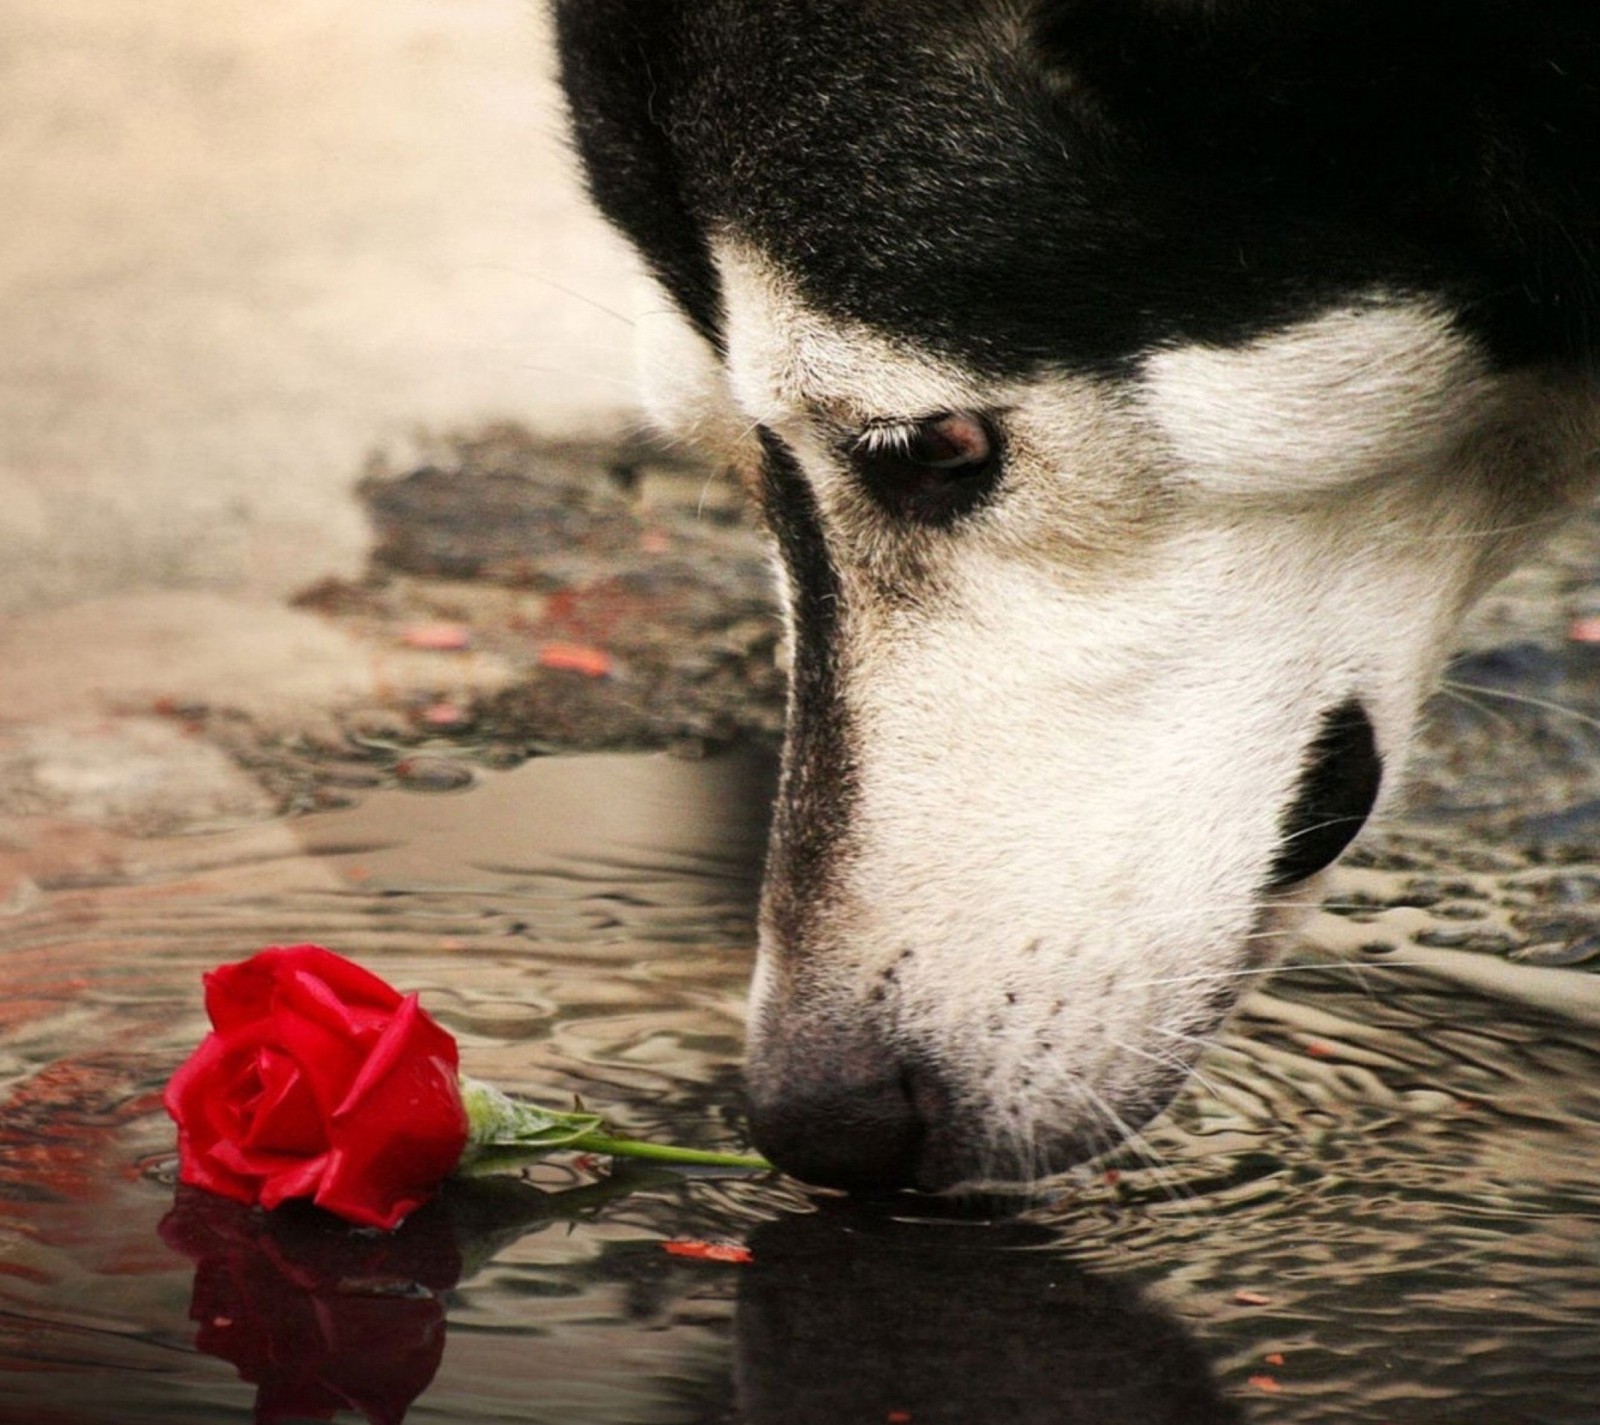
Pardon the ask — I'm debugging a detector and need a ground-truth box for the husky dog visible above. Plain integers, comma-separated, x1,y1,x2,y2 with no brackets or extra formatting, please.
553,1,1600,1192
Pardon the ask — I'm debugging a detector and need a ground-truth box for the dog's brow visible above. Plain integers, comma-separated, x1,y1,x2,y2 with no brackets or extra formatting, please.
715,238,987,429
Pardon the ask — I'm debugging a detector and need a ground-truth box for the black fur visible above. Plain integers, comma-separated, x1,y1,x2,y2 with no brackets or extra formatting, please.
753,429,857,968
1266,700,1383,891
554,0,1599,377
551,1,721,345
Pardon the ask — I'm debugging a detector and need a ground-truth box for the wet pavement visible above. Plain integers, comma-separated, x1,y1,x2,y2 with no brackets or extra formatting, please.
5,434,1600,1421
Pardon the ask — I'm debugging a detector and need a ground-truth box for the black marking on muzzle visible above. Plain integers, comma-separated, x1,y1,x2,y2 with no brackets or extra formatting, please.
755,429,856,959
1266,698,1382,889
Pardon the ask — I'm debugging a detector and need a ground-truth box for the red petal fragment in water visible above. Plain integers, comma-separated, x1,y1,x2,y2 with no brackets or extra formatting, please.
661,1240,753,1264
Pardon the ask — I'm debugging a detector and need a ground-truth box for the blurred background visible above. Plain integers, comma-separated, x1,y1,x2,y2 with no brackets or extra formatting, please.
2,0,641,620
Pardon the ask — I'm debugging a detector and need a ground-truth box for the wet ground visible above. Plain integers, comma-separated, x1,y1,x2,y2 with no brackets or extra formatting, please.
6,434,1600,1423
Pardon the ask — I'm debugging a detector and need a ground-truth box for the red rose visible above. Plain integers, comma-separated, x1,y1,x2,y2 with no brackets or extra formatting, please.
164,945,468,1230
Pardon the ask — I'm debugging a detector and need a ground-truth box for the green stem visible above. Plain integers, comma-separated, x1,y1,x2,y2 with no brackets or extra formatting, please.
458,1076,771,1173
566,1131,771,1171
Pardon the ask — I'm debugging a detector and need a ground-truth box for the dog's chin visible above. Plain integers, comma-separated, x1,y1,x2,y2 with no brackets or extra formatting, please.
909,1143,1099,1201
745,968,1233,1196
752,1065,1192,1200
915,1080,1188,1198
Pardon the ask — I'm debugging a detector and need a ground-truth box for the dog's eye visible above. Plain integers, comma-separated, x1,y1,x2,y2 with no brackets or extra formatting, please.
848,412,1002,526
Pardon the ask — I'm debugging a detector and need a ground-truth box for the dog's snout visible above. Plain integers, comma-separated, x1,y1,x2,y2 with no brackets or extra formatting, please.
747,1034,946,1192
1266,698,1382,889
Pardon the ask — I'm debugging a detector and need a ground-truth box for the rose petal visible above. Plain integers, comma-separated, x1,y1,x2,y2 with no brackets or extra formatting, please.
173,1149,259,1206
315,1000,466,1230
331,997,458,1119
281,967,387,1042
242,1048,326,1156
167,1035,270,1203
319,1107,465,1225
256,1153,333,1211
537,643,614,678
402,622,472,651
208,1137,310,1181
316,1091,465,1231
204,946,400,1034
164,1032,231,1140
264,1000,369,1118
661,1240,754,1264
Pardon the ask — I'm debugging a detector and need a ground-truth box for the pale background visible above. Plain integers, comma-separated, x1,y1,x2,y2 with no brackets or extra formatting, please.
2,0,642,619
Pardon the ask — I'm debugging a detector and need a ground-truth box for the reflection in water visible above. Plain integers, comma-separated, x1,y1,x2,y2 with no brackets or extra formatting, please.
158,1181,1241,1425
735,1206,1242,1425
161,1189,456,1425
159,1172,671,1425
295,745,779,891
7,746,1600,1421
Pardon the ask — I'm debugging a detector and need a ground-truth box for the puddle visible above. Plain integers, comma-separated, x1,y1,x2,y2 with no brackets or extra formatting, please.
4,744,1600,1423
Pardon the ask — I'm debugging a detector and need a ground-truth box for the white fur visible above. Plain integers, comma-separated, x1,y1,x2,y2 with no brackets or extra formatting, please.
718,242,987,432
633,283,759,463
1139,298,1497,495
672,241,1600,1183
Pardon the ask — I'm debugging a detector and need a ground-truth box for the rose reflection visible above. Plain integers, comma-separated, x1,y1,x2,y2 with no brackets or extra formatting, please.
160,1187,458,1425
159,1173,636,1425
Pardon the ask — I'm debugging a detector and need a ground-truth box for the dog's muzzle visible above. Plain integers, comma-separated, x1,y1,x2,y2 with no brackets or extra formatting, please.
748,699,1384,1194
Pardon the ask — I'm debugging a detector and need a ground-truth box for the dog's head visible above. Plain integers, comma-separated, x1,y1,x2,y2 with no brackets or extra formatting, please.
554,0,1600,1190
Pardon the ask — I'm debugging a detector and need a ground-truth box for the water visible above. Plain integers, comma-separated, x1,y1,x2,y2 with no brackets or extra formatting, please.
4,739,1600,1423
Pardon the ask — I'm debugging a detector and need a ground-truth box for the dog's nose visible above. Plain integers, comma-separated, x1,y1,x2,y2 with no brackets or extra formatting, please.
747,1036,943,1192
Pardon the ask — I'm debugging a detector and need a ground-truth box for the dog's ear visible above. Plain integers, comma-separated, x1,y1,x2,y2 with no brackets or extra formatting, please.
1028,0,1600,364
550,0,722,345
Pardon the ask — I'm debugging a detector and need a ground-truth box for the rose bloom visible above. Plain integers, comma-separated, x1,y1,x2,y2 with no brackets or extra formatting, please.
164,945,469,1230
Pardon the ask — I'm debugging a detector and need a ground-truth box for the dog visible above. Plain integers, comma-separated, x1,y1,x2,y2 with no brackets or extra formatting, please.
552,0,1600,1193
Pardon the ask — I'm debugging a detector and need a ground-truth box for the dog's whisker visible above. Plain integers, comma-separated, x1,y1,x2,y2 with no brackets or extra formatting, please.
482,267,639,328
1378,512,1567,546
1275,812,1378,851
1434,681,1523,737
1083,897,1331,941
1152,1025,1248,1061
1077,1082,1196,1212
988,1094,1054,1191
1126,959,1429,991
1113,1036,1227,1102
1441,678,1600,739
